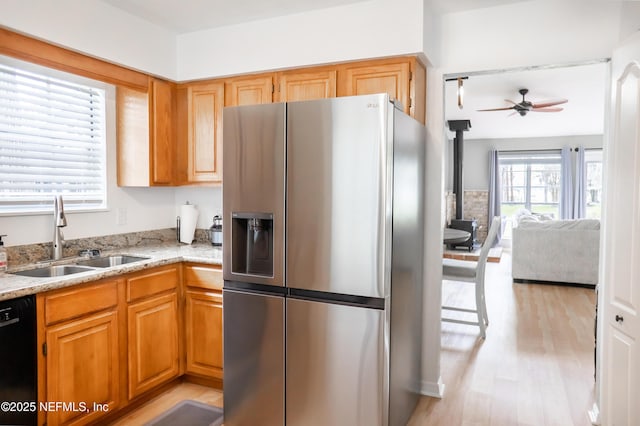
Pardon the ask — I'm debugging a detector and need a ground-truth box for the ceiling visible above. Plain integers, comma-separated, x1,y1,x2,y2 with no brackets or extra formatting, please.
99,0,530,33
445,61,608,140
98,0,608,140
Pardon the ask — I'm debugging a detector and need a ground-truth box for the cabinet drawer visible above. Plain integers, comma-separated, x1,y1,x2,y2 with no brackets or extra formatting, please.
44,280,118,326
127,266,178,302
184,264,222,291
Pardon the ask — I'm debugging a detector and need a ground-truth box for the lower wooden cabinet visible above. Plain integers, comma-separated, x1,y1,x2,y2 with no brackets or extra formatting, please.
183,264,224,381
38,280,122,426
37,262,222,424
185,290,223,379
127,291,180,399
46,310,120,426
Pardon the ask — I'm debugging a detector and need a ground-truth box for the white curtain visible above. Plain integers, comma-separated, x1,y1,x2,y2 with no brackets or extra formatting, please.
560,146,573,219
488,149,502,241
573,146,586,218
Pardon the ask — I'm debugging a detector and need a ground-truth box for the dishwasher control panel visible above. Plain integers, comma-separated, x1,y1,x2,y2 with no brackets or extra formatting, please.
0,305,19,327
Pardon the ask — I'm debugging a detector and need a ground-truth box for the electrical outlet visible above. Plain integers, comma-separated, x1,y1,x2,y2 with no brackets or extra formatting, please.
116,207,127,225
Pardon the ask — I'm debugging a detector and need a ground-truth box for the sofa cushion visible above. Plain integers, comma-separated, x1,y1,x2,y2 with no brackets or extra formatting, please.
518,218,600,230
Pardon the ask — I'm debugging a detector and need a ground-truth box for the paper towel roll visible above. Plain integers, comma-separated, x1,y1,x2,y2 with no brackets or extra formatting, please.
179,203,199,244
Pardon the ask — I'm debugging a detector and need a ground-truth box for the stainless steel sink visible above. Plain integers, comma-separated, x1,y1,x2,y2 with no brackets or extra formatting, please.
12,265,97,278
75,255,149,268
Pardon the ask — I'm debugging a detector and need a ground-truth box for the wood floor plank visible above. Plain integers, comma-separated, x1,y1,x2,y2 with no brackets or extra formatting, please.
408,247,596,426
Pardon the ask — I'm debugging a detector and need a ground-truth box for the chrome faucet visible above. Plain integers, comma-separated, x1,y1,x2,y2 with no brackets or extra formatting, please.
52,195,67,260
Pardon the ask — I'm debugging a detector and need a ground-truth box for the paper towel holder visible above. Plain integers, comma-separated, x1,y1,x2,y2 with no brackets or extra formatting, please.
178,201,199,244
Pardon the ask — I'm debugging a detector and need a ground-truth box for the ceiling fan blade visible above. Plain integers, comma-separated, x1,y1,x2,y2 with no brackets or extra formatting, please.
532,99,568,108
507,111,519,117
477,106,514,112
504,99,517,105
530,107,564,112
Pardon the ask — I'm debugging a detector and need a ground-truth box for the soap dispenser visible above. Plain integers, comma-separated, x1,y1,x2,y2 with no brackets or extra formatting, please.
0,235,7,273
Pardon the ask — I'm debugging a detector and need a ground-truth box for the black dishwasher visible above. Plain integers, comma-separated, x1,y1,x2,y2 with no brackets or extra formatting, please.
0,295,37,426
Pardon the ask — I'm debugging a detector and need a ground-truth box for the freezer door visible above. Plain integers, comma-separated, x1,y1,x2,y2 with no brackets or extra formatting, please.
223,103,286,286
286,94,392,298
286,297,387,426
223,289,285,426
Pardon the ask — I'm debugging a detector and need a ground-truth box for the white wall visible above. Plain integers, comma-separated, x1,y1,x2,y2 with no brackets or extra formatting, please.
440,1,626,73
177,0,424,80
0,0,178,79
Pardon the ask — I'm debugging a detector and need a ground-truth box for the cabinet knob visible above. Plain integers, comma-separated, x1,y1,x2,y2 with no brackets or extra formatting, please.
616,314,624,323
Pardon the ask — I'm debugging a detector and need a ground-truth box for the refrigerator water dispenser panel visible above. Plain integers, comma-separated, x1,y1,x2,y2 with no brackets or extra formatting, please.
231,212,274,277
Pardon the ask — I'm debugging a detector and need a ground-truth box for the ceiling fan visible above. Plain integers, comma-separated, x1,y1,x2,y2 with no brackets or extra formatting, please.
478,88,568,116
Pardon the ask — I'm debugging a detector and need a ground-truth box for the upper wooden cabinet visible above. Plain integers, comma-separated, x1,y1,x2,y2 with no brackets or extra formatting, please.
276,69,337,102
225,74,274,106
337,57,425,123
177,82,224,184
116,78,176,186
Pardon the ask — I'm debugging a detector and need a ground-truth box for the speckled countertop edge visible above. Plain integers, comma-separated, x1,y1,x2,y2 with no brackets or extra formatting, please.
0,243,222,301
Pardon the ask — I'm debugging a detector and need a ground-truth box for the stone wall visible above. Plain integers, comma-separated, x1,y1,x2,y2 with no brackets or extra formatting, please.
445,190,490,243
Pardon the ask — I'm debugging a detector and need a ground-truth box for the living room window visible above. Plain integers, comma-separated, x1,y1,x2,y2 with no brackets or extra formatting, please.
0,56,107,214
584,149,603,219
499,150,562,220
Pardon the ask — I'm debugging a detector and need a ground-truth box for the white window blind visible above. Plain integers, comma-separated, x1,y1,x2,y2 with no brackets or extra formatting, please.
0,60,106,214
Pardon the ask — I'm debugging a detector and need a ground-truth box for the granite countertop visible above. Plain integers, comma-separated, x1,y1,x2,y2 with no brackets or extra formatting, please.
0,243,222,302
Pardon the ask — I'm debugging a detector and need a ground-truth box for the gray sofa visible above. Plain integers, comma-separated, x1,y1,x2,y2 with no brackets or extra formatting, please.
511,214,600,286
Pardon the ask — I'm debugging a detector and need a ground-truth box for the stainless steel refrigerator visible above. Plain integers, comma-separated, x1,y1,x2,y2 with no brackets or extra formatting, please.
222,94,425,426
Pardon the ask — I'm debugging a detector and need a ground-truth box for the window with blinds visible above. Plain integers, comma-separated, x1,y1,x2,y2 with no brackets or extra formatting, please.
0,59,106,214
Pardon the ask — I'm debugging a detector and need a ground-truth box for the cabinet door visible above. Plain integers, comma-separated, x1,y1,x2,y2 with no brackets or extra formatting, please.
150,78,174,185
116,86,149,187
185,290,223,379
225,75,273,106
46,311,119,426
116,79,175,186
277,70,336,102
187,82,224,183
338,60,411,115
127,292,179,399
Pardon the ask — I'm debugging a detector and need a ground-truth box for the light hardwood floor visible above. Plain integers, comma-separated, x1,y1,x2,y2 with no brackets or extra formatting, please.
107,382,223,425
407,247,597,426
111,247,596,426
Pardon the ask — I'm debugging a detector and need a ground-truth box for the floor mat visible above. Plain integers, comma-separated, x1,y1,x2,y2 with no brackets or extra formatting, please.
145,400,223,426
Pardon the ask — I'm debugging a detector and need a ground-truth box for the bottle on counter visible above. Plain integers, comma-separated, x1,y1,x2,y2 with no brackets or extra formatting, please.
0,235,7,273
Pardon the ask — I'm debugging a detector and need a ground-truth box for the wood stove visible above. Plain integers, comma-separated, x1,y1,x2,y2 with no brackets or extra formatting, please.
446,120,476,251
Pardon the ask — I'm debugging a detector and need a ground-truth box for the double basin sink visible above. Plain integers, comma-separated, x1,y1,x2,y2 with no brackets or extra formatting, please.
12,255,150,278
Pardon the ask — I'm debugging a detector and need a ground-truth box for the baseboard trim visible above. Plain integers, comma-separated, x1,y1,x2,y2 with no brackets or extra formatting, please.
420,377,445,398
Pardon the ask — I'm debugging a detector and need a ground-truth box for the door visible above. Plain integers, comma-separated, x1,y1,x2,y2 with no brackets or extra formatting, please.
276,69,336,102
338,60,411,115
223,289,284,426
185,290,223,379
46,311,119,426
186,82,224,183
225,75,273,106
599,31,640,425
286,94,391,298
127,292,179,399
286,297,385,426
150,78,174,185
222,103,286,287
